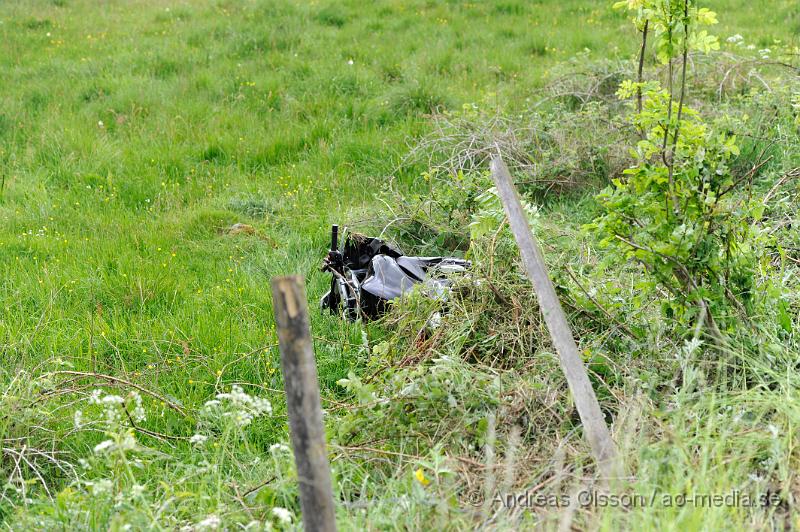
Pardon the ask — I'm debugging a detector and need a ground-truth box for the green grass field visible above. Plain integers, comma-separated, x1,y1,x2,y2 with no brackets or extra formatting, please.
1,0,798,529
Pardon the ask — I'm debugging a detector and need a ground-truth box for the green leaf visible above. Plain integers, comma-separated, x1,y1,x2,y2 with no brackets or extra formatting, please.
696,8,718,26
778,300,793,334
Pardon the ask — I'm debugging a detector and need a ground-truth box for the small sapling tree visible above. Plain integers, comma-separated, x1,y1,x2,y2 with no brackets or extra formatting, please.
589,0,760,343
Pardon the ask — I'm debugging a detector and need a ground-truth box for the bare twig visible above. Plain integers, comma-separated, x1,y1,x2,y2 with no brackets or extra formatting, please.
564,266,640,340
763,167,800,204
665,0,691,214
51,371,188,417
636,19,650,118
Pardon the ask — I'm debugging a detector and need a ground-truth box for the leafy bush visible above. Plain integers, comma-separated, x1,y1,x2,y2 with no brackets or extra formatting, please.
587,1,767,341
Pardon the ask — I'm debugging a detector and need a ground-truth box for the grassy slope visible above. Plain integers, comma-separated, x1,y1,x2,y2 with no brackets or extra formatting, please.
0,0,797,528
0,0,637,407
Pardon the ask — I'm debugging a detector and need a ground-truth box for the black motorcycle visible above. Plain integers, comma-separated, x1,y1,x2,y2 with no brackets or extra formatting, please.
321,225,470,320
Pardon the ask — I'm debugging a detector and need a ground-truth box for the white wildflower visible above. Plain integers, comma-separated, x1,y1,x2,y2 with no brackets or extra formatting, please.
118,432,137,451
269,443,290,453
682,337,702,357
231,410,254,427
74,410,84,429
131,484,145,497
196,514,221,530
102,395,124,404
347,59,354,65
272,507,292,524
90,478,113,495
190,434,208,445
103,402,123,425
89,390,129,426
726,34,743,43
759,48,771,59
94,440,115,454
204,385,273,427
89,389,104,404
252,396,273,415
129,392,145,423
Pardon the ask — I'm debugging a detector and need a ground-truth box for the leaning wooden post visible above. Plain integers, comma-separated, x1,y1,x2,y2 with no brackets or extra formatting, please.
490,156,621,480
272,276,337,532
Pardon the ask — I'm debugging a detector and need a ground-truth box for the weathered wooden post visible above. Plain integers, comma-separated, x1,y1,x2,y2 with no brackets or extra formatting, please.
490,155,621,480
272,275,337,531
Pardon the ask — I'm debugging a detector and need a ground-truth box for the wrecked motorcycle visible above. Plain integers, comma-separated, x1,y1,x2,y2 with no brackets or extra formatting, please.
320,225,470,320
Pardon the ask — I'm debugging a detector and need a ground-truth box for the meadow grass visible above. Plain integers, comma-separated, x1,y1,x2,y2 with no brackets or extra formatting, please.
0,0,798,529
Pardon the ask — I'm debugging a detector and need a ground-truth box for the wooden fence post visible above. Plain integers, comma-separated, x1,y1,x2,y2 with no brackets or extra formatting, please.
272,275,337,532
490,156,621,480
